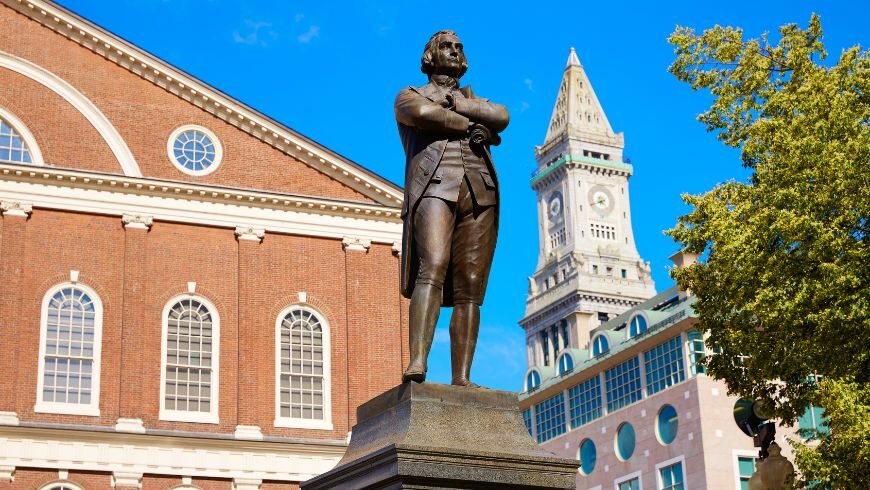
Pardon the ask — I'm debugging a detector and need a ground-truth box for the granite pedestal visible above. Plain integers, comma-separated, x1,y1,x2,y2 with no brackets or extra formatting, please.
301,382,579,490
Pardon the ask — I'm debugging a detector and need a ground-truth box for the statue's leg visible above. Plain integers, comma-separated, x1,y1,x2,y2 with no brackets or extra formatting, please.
449,301,479,387
405,197,454,383
449,179,497,387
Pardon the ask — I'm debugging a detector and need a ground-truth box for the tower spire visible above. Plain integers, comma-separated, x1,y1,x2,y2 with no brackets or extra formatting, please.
542,48,619,152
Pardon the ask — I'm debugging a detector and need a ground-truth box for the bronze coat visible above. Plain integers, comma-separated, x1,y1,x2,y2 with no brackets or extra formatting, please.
395,81,509,306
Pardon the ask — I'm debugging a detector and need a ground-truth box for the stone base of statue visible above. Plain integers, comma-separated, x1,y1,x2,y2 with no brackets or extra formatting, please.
301,382,578,490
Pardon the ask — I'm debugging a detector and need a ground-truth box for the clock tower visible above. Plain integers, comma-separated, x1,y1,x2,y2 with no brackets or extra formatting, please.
521,48,656,374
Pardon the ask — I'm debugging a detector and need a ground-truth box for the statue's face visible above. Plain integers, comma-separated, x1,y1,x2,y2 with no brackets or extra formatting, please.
431,33,465,78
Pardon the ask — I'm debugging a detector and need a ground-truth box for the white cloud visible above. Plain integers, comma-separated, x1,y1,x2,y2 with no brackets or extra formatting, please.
297,25,320,44
523,78,534,92
520,101,530,113
232,20,276,47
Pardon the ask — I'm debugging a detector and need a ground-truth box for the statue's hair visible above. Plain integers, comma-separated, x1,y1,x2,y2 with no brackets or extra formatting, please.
421,30,468,77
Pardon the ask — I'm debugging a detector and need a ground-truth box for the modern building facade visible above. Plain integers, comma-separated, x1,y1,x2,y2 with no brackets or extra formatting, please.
518,51,818,490
0,1,408,488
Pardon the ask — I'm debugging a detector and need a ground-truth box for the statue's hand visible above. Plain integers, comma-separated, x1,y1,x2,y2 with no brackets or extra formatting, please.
469,123,499,146
440,92,455,110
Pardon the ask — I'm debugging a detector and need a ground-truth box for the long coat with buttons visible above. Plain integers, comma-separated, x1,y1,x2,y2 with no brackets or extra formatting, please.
394,81,509,306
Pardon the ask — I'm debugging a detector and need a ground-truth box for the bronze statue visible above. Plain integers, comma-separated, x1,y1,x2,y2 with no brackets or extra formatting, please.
395,30,509,386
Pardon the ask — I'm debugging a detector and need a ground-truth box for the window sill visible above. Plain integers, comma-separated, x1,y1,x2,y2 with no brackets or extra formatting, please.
159,410,219,424
274,417,333,431
34,403,100,417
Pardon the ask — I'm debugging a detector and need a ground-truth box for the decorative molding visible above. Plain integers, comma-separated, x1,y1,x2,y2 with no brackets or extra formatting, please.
0,412,20,426
0,105,44,165
0,0,402,205
0,50,141,177
0,465,13,482
122,213,153,230
233,478,262,490
0,200,32,217
69,270,79,283
112,471,143,488
392,241,401,257
342,236,371,253
233,425,264,441
235,226,265,243
58,469,69,480
187,282,196,294
0,425,343,482
298,291,308,303
0,163,402,244
113,418,145,434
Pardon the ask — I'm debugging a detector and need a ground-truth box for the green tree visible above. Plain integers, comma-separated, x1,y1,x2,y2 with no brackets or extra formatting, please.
666,14,869,487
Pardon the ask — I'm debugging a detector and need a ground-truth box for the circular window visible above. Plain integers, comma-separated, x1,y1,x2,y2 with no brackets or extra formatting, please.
578,438,596,475
615,422,636,461
657,404,679,445
167,125,223,176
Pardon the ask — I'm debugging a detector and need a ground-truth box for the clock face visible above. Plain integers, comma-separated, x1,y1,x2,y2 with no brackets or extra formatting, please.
589,187,613,213
549,194,563,218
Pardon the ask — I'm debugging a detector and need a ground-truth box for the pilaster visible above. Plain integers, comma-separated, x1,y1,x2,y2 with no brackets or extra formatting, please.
0,201,31,414
118,215,151,427
235,226,263,435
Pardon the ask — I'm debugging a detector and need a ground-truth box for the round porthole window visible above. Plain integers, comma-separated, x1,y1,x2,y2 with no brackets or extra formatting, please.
578,438,596,475
167,125,223,176
615,422,636,461
657,404,679,445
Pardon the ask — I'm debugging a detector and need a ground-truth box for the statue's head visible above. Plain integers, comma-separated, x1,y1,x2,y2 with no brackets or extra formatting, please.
421,30,467,79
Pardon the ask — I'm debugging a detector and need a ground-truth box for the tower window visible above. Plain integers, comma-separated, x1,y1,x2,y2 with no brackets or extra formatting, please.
590,223,617,241
592,265,598,274
621,269,627,279
606,266,613,275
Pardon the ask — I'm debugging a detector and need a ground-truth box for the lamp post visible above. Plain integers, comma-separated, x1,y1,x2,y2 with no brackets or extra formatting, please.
748,442,796,490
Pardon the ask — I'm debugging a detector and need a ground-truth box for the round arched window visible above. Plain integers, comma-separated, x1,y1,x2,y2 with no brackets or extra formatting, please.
657,404,679,445
615,422,636,461
167,125,223,176
525,370,541,391
1,118,32,163
558,353,574,374
578,438,596,475
629,315,648,338
592,335,609,357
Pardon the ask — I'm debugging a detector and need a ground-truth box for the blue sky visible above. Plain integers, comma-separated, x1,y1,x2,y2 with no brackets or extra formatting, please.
57,0,868,391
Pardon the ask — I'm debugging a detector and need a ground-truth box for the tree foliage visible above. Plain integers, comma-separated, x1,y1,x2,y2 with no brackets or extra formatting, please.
666,15,869,486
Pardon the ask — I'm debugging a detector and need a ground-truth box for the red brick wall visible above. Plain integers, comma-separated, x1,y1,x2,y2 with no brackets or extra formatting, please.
0,4,374,203
0,69,119,172
2,211,405,441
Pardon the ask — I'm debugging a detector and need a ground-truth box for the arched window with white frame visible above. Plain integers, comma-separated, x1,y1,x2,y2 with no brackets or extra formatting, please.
35,282,102,416
159,295,220,423
0,106,43,165
275,305,332,430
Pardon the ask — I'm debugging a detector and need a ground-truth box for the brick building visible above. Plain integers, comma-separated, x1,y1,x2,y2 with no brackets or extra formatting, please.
0,0,408,488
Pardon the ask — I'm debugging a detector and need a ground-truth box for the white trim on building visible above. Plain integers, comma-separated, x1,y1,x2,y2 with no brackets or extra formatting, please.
0,50,141,176
654,454,686,489
0,163,403,245
732,448,758,490
613,469,642,490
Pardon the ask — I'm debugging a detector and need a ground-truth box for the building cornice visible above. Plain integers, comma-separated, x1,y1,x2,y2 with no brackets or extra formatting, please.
0,0,403,207
0,424,345,483
0,162,402,243
531,154,633,190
